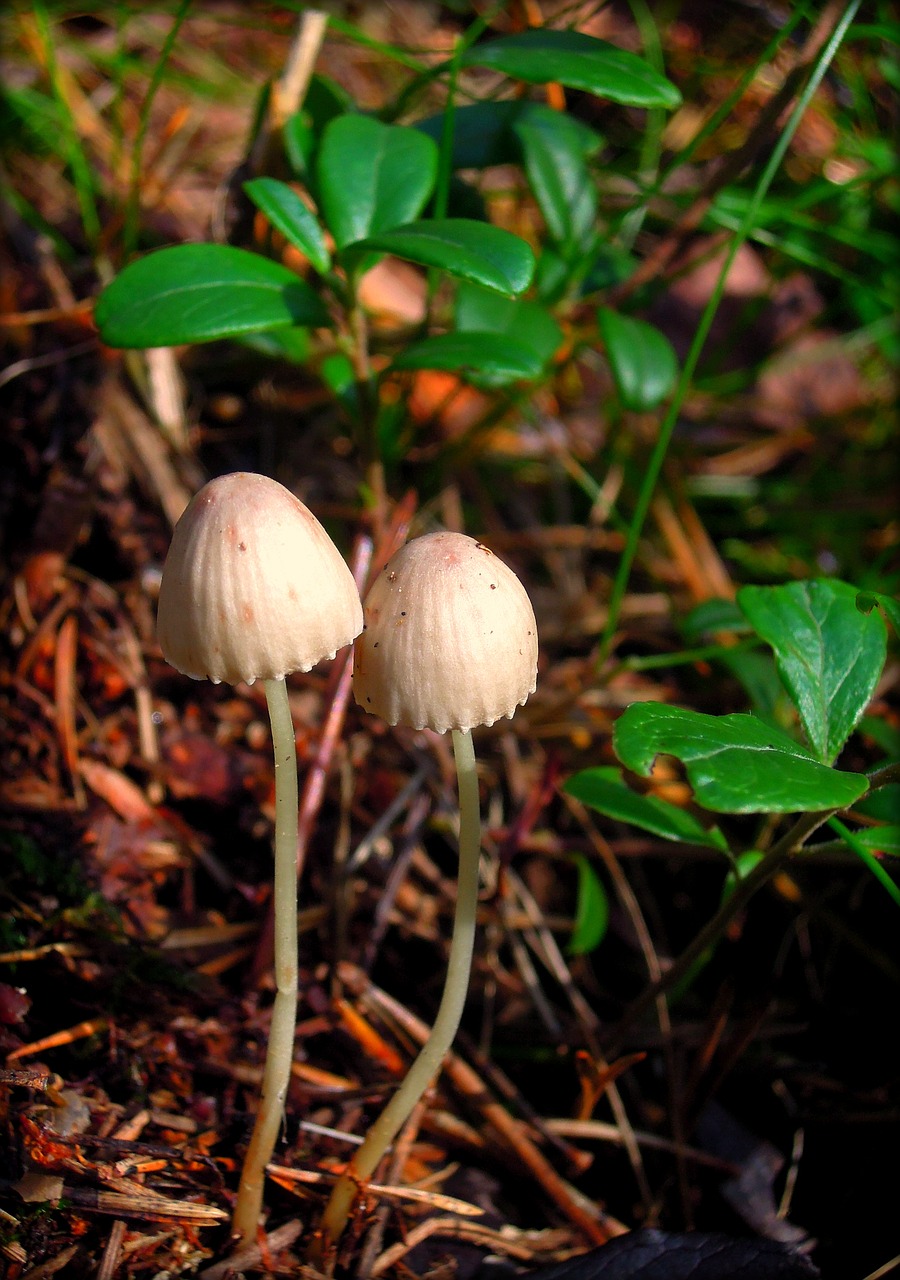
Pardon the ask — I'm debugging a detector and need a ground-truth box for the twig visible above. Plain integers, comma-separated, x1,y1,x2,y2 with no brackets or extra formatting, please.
94,1219,127,1280
199,1220,306,1280
603,806,841,1055
338,963,624,1247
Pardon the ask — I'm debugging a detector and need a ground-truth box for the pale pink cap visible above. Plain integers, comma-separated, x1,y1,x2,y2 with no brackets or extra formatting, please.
157,472,363,685
353,532,538,733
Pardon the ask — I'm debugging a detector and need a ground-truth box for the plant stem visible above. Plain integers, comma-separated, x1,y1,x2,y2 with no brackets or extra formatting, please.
603,805,835,1056
231,677,299,1245
316,728,481,1253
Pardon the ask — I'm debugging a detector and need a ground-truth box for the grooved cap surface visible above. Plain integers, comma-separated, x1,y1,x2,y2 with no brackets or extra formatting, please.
157,472,363,685
353,532,538,733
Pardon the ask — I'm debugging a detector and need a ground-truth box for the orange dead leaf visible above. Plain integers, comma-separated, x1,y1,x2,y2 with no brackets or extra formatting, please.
335,999,406,1075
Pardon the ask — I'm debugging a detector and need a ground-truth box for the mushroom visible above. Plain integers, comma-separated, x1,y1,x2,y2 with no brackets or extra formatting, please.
157,471,362,1245
317,531,538,1250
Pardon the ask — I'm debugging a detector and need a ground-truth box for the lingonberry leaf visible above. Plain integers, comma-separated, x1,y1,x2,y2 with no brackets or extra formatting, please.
738,578,887,764
94,245,328,348
613,704,868,814
461,29,681,109
564,766,727,850
316,115,437,249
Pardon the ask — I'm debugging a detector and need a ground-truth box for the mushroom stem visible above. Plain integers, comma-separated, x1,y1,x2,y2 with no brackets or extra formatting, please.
317,728,481,1252
231,677,300,1245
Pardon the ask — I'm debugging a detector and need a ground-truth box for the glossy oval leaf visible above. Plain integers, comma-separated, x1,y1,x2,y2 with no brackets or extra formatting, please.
243,177,331,274
316,115,438,249
568,853,609,955
613,703,869,814
237,325,310,364
416,99,602,171
353,219,535,295
598,307,679,410
564,766,727,850
838,824,900,855
681,598,751,643
738,579,887,765
462,30,682,109
857,589,900,637
94,245,329,348
456,281,562,364
513,105,598,250
391,332,544,386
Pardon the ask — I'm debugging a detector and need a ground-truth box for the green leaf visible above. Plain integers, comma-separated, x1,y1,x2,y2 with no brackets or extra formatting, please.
416,101,525,169
564,766,727,850
738,579,888,764
598,308,679,410
283,111,316,179
681,599,750,643
857,715,900,757
513,105,598,251
568,853,609,955
243,177,331,274
416,99,601,171
462,30,681,109
236,326,310,363
391,332,544,386
353,219,535,295
613,703,869,814
837,824,900,855
316,115,438,249
857,589,900,637
854,784,900,825
829,818,900,910
94,245,329,348
456,281,562,365
283,78,353,180
719,648,793,730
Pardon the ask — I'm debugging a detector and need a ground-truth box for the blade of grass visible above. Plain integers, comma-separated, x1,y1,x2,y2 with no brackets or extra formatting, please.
122,0,193,262
598,0,864,666
31,2,102,251
634,4,814,208
618,0,667,251
828,817,900,908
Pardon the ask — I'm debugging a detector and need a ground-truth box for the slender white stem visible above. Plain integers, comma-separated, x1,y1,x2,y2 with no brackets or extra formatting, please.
317,728,481,1251
231,677,299,1245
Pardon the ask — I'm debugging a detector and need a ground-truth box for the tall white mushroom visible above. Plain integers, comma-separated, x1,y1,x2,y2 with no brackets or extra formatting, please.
318,531,538,1250
157,471,362,1245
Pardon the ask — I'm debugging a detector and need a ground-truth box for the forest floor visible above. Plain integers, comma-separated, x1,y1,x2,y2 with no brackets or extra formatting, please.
1,5,898,1279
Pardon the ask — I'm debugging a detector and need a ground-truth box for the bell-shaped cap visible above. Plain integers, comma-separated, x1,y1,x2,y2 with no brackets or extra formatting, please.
353,532,538,734
157,472,363,685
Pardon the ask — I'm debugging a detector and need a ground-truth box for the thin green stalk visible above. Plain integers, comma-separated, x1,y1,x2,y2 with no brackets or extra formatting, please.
603,805,834,1055
122,0,193,261
598,0,862,665
613,636,762,675
603,760,900,1055
619,0,667,251
829,817,900,909
231,677,299,1245
31,2,102,251
316,728,481,1254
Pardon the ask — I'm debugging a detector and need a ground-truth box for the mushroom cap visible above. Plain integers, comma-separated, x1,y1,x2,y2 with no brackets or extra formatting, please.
353,532,538,734
157,472,363,685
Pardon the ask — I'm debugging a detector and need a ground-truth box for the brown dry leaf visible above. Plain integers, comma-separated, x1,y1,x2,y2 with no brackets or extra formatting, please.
80,759,157,823
755,332,866,428
358,258,428,326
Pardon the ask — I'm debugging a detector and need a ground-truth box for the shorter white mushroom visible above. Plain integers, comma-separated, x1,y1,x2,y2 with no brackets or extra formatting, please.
318,531,538,1250
157,471,362,1245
